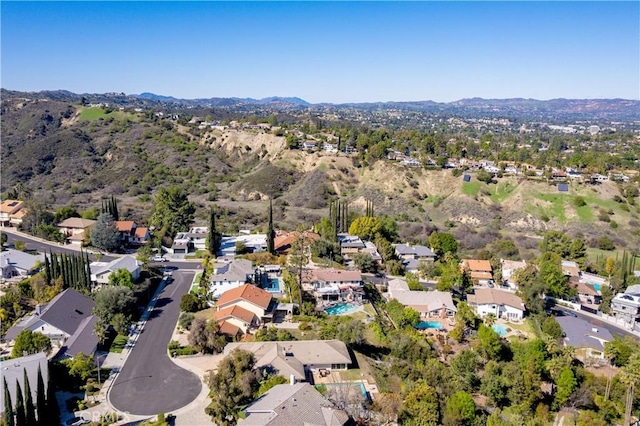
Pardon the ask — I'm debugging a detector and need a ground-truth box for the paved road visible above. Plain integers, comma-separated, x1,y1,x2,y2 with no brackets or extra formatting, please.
4,229,117,261
109,270,202,415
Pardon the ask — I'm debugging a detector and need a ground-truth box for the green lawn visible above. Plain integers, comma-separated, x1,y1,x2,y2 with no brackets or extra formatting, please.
110,334,129,353
575,204,594,222
489,181,517,203
78,107,107,121
533,193,567,222
462,181,481,196
190,272,203,293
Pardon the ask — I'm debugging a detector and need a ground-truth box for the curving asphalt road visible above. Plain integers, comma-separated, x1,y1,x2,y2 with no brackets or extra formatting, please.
109,270,203,416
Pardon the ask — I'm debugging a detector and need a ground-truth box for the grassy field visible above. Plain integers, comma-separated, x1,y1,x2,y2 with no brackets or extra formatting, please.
461,181,481,196
78,106,138,122
575,204,594,222
533,193,567,222
489,181,517,203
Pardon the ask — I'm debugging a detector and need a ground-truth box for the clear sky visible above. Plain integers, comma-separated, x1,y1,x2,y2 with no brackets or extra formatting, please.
1,1,638,103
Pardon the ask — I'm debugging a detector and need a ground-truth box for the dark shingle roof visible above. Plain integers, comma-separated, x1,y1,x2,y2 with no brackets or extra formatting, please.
59,315,100,358
556,316,613,351
39,288,95,335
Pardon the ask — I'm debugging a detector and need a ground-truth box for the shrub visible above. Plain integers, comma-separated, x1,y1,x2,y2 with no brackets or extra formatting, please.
540,214,550,222
573,196,586,207
597,236,615,251
178,312,195,330
610,221,618,229
168,340,181,350
298,322,313,331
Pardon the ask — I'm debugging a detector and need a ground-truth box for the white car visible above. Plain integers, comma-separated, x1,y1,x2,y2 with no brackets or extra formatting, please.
64,417,90,426
152,255,166,262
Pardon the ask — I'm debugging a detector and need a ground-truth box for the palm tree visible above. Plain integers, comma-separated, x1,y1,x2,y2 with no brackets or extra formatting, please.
603,341,618,400
619,352,640,426
483,313,497,327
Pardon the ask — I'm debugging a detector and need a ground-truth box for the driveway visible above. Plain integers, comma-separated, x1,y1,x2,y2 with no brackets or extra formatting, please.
109,271,202,415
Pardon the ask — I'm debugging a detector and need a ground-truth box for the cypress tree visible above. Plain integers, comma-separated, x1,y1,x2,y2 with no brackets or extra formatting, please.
23,370,36,426
43,256,51,286
267,199,275,255
111,196,119,221
15,381,26,426
4,377,14,426
45,363,59,424
208,208,216,255
36,366,45,426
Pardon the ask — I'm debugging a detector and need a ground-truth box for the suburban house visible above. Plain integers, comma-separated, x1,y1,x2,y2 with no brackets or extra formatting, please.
90,255,141,286
170,226,209,255
209,259,256,298
0,352,48,417
220,234,269,257
395,244,436,272
561,260,580,279
467,288,526,321
386,278,456,318
610,286,640,326
238,382,350,426
0,199,26,227
224,340,352,382
5,289,99,357
500,259,527,289
214,284,275,336
274,231,320,255
338,234,365,257
57,217,96,236
556,316,613,360
461,259,493,285
307,268,363,302
114,221,150,245
0,249,45,281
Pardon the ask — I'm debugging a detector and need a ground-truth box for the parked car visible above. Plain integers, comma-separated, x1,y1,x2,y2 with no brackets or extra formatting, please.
64,417,90,426
562,310,578,318
152,255,166,262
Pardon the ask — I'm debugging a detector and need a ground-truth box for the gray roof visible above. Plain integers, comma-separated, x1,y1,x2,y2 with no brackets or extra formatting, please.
90,255,140,277
391,290,457,314
58,315,100,358
5,288,95,341
0,352,48,415
239,383,349,426
556,316,613,351
0,249,44,274
224,340,352,381
395,244,436,258
211,259,254,283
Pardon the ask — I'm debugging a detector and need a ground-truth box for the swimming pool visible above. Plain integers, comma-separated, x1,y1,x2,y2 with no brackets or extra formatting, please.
492,324,509,337
324,302,358,315
263,277,281,293
414,321,443,330
591,283,602,292
323,382,368,398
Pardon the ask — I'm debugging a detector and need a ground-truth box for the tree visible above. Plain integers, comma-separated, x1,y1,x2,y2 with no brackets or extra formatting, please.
619,352,640,426
289,231,311,305
348,216,381,241
429,232,458,258
180,293,202,313
4,377,14,426
478,324,502,360
206,349,260,425
188,318,226,354
451,349,481,392
554,367,577,409
136,243,153,266
23,369,36,426
539,231,572,258
66,352,94,381
254,326,294,342
538,253,570,299
541,316,563,339
108,268,134,288
15,380,26,426
444,391,475,425
352,252,374,272
401,381,440,426
515,264,545,315
11,330,52,358
207,207,222,256
90,213,121,252
36,365,46,426
266,199,275,255
93,285,135,325
481,361,507,407
150,186,196,239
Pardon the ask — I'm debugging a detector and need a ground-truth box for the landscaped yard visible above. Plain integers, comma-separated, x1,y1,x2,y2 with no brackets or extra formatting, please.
110,334,129,353
461,181,481,197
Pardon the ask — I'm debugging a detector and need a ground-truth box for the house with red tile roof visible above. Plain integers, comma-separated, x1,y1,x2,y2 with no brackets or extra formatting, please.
308,268,363,302
461,259,493,285
215,284,275,336
114,220,150,245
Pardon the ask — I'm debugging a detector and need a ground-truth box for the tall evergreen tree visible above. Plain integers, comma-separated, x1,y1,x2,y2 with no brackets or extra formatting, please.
43,256,51,286
111,196,119,221
45,364,59,424
15,380,26,426
36,366,45,426
23,370,36,426
4,377,14,426
267,199,275,255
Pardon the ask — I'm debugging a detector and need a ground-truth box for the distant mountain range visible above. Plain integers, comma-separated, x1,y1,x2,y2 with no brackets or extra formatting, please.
2,88,638,122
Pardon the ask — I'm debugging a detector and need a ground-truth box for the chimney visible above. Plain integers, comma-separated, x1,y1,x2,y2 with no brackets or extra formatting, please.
290,374,296,386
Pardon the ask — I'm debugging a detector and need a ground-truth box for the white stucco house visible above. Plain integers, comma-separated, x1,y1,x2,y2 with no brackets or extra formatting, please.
467,288,526,321
0,249,45,282
90,255,141,285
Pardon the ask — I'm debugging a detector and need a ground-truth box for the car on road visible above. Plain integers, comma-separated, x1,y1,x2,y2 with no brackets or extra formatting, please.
64,417,90,426
152,255,167,262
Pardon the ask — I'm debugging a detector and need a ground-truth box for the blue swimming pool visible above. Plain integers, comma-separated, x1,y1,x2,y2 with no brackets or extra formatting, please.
492,324,509,337
414,321,443,330
325,302,358,315
263,277,281,293
591,283,602,292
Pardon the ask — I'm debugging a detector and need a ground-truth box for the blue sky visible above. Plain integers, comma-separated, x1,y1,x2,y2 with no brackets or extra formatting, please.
1,1,638,103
